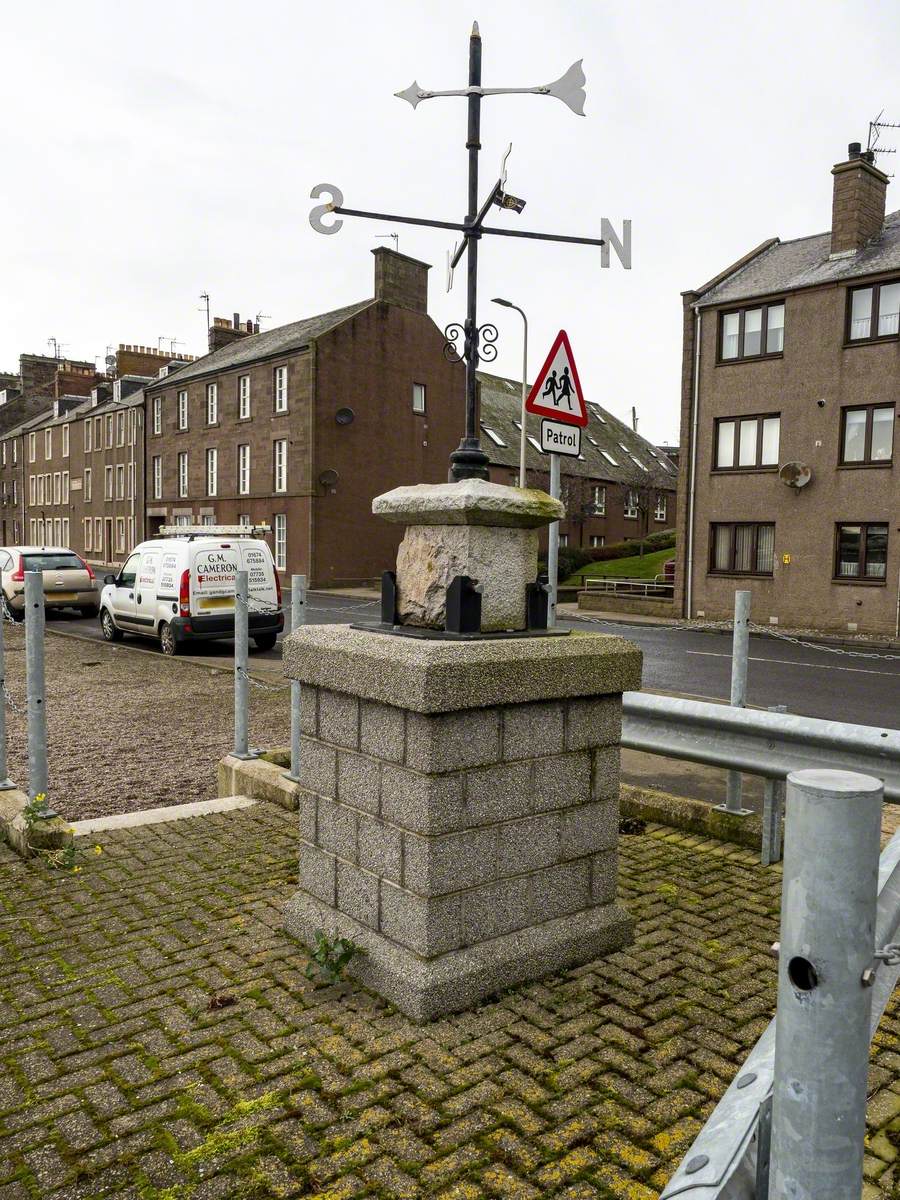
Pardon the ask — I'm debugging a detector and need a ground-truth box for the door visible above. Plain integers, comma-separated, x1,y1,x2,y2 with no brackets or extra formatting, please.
109,551,140,626
134,551,161,630
104,518,113,564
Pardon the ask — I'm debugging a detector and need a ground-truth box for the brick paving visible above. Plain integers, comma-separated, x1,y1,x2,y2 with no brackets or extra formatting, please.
1,804,898,1199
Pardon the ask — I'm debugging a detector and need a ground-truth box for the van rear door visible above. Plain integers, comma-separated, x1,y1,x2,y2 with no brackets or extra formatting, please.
190,543,240,614
239,541,278,612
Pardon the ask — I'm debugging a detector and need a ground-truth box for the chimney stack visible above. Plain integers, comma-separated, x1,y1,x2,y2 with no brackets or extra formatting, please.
831,141,889,256
372,247,430,314
209,313,255,353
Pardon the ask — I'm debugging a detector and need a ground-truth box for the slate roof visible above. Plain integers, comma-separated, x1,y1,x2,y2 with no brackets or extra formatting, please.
145,300,374,389
697,209,900,308
477,372,677,489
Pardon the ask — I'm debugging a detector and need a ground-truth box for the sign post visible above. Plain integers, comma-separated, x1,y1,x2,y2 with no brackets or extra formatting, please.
525,330,588,627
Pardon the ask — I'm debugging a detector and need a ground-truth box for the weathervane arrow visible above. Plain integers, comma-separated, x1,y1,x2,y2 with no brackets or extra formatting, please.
395,58,586,117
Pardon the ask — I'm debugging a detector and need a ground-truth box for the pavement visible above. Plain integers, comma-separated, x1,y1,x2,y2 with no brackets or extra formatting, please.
1,801,898,1199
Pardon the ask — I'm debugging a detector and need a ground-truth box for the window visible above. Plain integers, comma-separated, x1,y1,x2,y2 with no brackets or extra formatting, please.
151,395,161,435
11,440,16,465
84,420,91,452
83,468,92,502
714,414,780,470
274,513,287,570
719,302,785,361
151,456,162,500
177,390,188,430
590,535,605,548
201,514,215,526
129,409,136,445
2,442,6,467
115,411,125,446
44,429,52,459
206,448,217,497
480,424,507,447
174,515,191,527
601,450,618,467
28,475,35,505
559,534,568,548
239,375,250,419
178,452,188,498
273,439,287,493
28,433,35,463
526,436,543,454
588,404,606,424
84,518,92,553
115,465,125,499
274,367,288,413
238,444,250,494
127,516,134,549
840,404,894,465
629,454,648,472
94,518,102,552
592,485,606,515
624,490,639,519
412,383,426,415
94,416,101,447
62,425,69,458
835,523,888,581
104,466,113,500
105,415,113,448
127,463,134,500
116,518,126,553
848,280,900,342
206,383,218,425
238,512,251,528
654,495,667,522
709,523,775,575
62,472,69,504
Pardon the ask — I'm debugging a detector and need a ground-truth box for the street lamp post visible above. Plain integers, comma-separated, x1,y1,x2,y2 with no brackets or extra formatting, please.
492,298,528,487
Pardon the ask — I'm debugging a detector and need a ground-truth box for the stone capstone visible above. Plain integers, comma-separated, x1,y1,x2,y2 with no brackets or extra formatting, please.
373,478,565,528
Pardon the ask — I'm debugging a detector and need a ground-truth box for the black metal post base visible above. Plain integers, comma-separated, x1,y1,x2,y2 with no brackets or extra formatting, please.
448,441,490,481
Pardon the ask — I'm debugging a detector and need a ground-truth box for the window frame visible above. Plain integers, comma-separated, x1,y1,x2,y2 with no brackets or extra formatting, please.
624,489,639,520
274,513,287,571
717,300,786,364
713,412,781,472
273,366,288,413
177,451,189,499
177,390,189,431
273,439,287,493
83,468,91,502
838,403,894,467
62,424,69,458
845,279,900,345
206,448,217,497
238,444,250,495
654,495,667,522
833,522,889,584
238,375,251,420
412,382,426,415
206,383,218,426
708,522,776,577
151,395,162,435
151,456,162,500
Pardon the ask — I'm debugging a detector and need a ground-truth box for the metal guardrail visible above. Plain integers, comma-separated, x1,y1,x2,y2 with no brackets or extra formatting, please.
582,574,673,598
621,692,900,802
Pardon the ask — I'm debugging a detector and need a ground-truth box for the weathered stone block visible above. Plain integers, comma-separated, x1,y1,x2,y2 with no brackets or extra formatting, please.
317,690,360,750
590,851,618,905
503,701,565,761
299,842,336,906
565,696,622,751
360,700,406,764
402,827,498,894
336,751,380,815
464,761,532,826
461,875,534,944
560,801,619,859
593,746,622,801
532,752,592,813
379,882,463,956
380,766,466,835
298,793,316,844
357,814,402,883
337,861,379,930
532,860,592,922
297,739,337,799
405,709,501,773
496,814,561,876
316,797,357,863
300,684,318,736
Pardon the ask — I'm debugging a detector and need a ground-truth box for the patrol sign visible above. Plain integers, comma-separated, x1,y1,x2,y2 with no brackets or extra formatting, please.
541,419,581,458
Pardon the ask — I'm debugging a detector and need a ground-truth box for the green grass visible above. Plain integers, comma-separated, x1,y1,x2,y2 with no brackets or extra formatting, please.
562,546,675,586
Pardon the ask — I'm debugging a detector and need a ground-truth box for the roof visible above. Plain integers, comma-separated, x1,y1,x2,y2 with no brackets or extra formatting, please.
696,209,900,308
477,373,677,489
146,300,373,389
1,407,54,440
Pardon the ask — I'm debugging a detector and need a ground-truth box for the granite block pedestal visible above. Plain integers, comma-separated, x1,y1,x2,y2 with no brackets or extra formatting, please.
283,625,641,1021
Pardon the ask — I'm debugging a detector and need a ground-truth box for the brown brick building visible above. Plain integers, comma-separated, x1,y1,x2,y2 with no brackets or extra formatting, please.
676,142,900,635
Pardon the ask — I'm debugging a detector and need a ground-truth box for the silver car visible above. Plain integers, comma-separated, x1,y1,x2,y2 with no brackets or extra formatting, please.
0,546,100,621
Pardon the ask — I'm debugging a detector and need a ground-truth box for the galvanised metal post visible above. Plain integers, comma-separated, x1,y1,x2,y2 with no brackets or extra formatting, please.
24,572,48,802
761,704,788,866
722,589,752,816
0,604,14,790
285,574,306,783
233,570,251,760
546,452,561,627
769,768,882,1200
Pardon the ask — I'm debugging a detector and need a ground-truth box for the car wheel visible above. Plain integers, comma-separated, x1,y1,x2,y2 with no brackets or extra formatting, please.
254,633,277,652
159,622,181,656
1,594,23,623
100,609,122,642
79,604,100,618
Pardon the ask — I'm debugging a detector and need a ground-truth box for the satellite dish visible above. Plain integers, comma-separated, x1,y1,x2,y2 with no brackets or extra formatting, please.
319,468,339,489
779,461,812,489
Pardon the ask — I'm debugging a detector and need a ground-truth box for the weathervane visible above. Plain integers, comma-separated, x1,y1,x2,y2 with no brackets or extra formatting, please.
309,22,631,482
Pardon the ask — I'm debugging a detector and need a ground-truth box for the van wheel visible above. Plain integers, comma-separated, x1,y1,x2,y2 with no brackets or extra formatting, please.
254,634,277,652
159,622,181,656
100,609,122,642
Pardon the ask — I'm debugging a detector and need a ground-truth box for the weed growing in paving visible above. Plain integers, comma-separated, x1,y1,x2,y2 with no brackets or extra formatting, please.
304,929,360,986
22,795,102,870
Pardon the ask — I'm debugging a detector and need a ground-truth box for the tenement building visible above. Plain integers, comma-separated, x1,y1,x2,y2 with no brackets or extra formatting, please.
676,142,900,635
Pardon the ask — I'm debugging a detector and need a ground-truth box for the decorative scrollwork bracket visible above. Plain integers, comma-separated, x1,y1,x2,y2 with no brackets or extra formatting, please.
442,321,499,365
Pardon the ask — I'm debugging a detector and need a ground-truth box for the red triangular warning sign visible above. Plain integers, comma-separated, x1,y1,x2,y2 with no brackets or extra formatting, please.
525,330,587,428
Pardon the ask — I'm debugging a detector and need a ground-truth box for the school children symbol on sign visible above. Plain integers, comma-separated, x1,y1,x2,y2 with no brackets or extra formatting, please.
524,330,588,427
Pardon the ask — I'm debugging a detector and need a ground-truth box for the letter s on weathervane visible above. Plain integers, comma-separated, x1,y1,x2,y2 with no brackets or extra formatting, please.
309,183,344,235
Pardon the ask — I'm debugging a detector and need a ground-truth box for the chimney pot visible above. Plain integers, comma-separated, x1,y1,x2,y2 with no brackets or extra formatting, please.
246,319,253,333
849,141,862,159
233,313,240,329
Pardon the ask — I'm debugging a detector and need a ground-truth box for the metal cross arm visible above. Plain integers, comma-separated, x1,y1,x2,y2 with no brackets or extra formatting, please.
395,57,587,116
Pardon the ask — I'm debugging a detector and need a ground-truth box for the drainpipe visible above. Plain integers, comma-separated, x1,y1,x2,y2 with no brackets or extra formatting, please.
685,305,701,619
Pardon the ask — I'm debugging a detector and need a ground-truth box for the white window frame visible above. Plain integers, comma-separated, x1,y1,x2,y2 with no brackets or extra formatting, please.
206,448,217,497
94,518,103,552
84,517,92,552
152,396,162,435
274,366,288,413
105,415,113,448
62,472,69,504
273,439,287,493
83,468,92,502
127,462,134,501
654,495,667,522
624,489,639,520
178,451,188,498
28,432,36,463
590,535,605,549
61,517,69,547
62,424,69,458
84,419,92,452
116,517,126,553
206,382,218,425
115,464,125,500
412,382,426,414
274,513,287,571
94,416,102,447
36,476,45,505
53,473,61,505
105,466,113,500
152,456,162,500
115,411,125,446
592,485,606,515
178,390,188,430
239,375,250,419
28,475,35,506
238,444,250,495
45,428,52,459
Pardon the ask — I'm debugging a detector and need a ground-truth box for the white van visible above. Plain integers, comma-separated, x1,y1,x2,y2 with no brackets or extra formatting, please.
99,526,283,655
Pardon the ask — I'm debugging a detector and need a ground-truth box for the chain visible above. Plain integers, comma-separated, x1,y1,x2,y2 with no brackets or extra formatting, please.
875,943,900,966
2,685,24,715
233,664,292,693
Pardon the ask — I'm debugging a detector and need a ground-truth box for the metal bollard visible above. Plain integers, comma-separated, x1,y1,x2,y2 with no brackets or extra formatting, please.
0,602,14,790
24,572,48,802
285,574,306,782
718,589,752,816
761,705,788,866
769,768,882,1200
233,570,252,760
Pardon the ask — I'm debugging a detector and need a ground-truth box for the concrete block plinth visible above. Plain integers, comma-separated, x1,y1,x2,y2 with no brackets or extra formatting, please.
282,625,641,1021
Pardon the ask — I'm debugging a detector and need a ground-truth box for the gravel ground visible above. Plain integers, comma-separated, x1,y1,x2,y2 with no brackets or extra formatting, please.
2,624,290,821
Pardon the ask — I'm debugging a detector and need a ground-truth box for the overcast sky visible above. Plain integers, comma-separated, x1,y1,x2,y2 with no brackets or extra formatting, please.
2,0,898,445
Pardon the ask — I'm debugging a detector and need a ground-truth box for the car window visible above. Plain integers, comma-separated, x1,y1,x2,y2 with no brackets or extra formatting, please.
0,552,10,572
118,553,142,589
22,553,82,572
